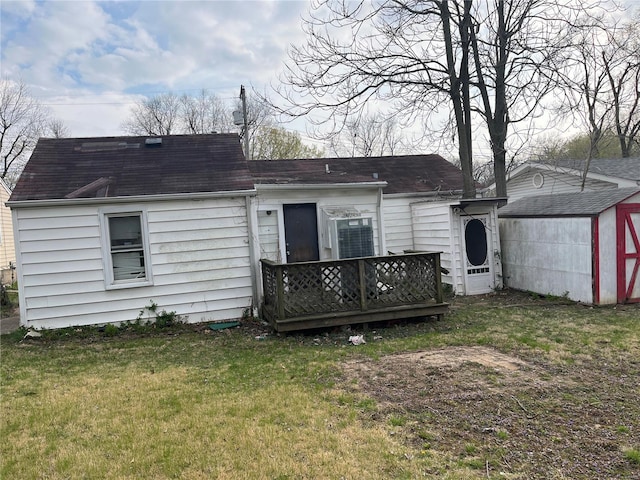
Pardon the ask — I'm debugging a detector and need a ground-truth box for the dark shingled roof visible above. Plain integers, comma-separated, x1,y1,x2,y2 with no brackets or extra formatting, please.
9,134,254,202
9,135,465,202
249,155,465,194
498,188,640,218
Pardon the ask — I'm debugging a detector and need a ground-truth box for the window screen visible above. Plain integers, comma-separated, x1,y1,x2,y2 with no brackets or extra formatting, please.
108,215,146,281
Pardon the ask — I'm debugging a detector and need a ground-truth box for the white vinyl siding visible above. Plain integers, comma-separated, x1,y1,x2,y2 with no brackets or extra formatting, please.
14,197,253,329
382,197,415,254
411,202,460,291
257,210,281,262
506,169,617,202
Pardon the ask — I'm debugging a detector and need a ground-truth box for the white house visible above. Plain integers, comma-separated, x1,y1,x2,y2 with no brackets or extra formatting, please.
485,158,640,202
248,156,503,297
9,134,502,330
499,188,640,304
0,178,16,285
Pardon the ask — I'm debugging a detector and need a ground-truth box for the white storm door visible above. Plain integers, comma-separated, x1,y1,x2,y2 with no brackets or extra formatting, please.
461,215,494,294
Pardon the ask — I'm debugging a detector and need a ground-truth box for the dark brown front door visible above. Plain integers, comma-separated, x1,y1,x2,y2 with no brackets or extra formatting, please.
283,203,319,263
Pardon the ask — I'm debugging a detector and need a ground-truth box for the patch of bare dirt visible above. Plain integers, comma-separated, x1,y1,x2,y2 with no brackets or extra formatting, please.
346,346,527,372
340,345,639,479
342,346,557,413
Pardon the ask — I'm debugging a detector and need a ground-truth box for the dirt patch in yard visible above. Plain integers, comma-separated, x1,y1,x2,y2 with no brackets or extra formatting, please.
340,344,638,479
342,346,555,409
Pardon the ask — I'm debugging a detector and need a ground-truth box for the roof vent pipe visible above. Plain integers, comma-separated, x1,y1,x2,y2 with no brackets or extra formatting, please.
325,164,331,174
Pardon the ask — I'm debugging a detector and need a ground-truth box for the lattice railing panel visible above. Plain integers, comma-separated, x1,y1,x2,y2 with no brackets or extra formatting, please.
366,255,437,308
262,263,277,305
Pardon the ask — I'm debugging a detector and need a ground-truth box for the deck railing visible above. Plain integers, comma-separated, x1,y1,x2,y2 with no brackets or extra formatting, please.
261,252,446,331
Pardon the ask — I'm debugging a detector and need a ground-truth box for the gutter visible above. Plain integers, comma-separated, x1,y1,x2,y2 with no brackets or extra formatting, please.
383,189,464,199
254,182,387,191
7,189,257,209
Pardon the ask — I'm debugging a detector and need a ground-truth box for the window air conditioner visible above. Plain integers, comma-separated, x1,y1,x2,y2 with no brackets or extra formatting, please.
323,215,374,259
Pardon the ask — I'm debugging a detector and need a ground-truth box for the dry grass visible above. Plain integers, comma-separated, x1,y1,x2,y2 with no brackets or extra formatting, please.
1,290,639,479
4,369,409,479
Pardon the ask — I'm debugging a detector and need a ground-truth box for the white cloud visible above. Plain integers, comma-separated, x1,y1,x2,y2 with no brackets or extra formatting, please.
43,93,142,137
1,0,312,137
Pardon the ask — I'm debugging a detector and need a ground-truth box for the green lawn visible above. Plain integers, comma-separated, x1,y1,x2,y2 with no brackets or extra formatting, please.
1,291,638,479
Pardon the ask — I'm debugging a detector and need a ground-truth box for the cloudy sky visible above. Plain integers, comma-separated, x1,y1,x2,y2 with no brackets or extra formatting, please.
1,0,313,139
2,0,639,159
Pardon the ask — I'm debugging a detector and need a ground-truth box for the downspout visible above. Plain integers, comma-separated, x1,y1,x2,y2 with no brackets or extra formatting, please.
245,195,260,314
377,186,386,255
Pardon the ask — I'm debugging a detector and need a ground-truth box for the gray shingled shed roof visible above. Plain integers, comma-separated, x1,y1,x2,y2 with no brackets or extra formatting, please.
546,157,640,181
498,188,640,217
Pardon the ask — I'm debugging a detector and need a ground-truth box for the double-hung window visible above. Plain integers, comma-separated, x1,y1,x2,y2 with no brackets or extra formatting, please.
101,210,152,288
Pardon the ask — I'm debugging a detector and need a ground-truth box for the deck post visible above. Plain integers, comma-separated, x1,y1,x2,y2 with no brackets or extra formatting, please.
435,253,443,303
276,265,285,320
358,259,368,311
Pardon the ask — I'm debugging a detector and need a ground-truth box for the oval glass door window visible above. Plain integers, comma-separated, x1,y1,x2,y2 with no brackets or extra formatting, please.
465,219,488,266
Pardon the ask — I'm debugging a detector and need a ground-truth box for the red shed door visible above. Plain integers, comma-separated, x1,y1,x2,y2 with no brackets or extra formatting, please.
617,204,640,303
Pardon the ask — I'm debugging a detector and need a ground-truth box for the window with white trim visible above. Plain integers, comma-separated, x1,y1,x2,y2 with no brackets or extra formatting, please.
102,211,152,288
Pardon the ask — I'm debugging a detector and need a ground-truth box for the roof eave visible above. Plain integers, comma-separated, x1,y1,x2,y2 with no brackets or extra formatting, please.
384,189,464,198
254,181,387,191
498,213,599,218
7,189,257,209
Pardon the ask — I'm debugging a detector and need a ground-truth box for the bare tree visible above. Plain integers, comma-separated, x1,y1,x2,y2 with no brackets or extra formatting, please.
328,112,406,157
47,118,70,139
552,10,640,188
181,90,231,134
121,92,182,135
122,90,324,161
277,0,602,198
0,78,68,181
557,19,616,189
605,14,640,158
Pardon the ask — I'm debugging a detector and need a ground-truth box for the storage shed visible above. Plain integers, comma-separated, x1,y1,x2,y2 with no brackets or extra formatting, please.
499,188,640,304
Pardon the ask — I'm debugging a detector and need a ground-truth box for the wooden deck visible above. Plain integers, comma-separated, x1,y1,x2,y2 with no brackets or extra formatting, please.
260,252,448,332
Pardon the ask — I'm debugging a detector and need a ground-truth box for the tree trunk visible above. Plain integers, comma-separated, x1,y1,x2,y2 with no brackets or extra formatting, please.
443,0,476,198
